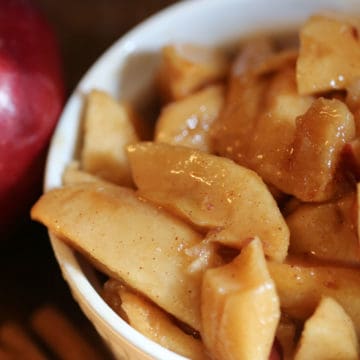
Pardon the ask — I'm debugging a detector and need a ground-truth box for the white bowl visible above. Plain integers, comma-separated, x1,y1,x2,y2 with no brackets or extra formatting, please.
44,0,360,359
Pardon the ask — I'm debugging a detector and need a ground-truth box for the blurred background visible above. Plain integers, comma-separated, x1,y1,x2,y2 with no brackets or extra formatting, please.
36,0,179,93
0,1,179,358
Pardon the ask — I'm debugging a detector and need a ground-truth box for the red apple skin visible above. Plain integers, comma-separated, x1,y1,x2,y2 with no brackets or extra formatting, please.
0,0,64,237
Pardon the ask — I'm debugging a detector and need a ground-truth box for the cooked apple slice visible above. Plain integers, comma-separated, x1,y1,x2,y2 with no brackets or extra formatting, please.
294,297,359,360
212,40,298,168
285,97,355,202
286,193,360,265
297,14,360,95
201,238,280,360
81,89,139,186
157,44,228,102
211,46,270,168
268,259,360,336
127,142,289,262
62,161,102,185
114,285,208,360
155,85,224,152
253,97,354,202
31,182,203,330
246,64,313,187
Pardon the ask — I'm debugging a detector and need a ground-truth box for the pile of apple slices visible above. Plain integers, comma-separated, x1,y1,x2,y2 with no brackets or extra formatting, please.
32,13,360,360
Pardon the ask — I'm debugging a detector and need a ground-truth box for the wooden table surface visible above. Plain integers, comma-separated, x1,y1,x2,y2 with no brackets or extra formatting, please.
0,1,179,358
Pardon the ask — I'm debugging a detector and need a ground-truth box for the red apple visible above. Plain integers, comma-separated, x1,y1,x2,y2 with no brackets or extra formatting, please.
0,0,64,237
